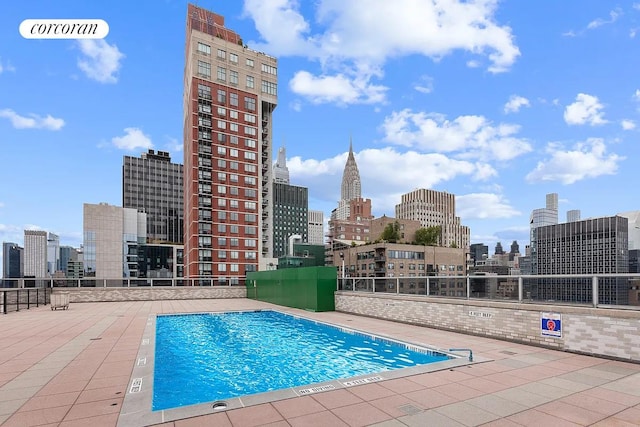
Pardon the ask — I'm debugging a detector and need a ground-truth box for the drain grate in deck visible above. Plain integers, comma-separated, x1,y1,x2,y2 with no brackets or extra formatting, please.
500,350,517,355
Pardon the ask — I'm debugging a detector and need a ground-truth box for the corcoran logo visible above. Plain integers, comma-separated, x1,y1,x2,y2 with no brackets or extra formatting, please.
19,19,109,39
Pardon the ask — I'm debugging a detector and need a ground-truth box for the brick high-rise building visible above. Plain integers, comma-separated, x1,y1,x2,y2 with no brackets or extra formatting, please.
183,4,277,283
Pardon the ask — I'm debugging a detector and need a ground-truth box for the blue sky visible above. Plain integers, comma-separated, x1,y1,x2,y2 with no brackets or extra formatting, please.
1,1,640,274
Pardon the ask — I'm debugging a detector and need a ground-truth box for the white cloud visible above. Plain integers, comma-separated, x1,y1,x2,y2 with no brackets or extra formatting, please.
634,89,640,101
457,193,521,220
0,57,15,74
526,138,623,185
631,28,638,38
77,39,124,83
111,128,153,151
565,8,623,36
413,75,433,94
380,109,532,161
244,0,519,105
634,3,640,11
587,8,622,30
621,119,636,130
563,93,607,126
504,95,530,114
0,109,65,130
164,136,183,153
288,147,498,214
289,70,387,105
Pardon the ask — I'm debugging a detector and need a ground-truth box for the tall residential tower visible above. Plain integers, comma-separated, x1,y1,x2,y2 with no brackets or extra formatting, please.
183,4,277,283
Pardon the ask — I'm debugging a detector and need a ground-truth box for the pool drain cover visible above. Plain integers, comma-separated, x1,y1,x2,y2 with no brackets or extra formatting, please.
212,401,228,411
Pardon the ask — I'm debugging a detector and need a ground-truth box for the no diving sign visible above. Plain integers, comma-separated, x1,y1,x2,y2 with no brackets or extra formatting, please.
541,312,562,338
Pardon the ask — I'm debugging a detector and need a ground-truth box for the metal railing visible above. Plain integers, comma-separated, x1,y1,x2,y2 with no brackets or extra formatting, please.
1,288,50,314
0,277,247,289
337,274,640,309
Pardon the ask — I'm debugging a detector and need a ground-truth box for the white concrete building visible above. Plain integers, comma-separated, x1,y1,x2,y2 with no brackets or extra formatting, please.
308,210,324,245
83,203,147,279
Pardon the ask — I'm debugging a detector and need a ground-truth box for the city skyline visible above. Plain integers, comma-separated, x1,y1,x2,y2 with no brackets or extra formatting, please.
1,1,640,275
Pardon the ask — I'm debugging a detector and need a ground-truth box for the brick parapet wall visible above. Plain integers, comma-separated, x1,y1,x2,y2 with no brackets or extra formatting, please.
54,287,246,303
335,291,640,362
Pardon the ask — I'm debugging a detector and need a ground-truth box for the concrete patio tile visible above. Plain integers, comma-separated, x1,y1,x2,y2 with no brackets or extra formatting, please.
332,401,393,427
507,408,581,426
226,403,284,427
492,387,553,408
432,382,486,401
76,385,127,404
559,391,629,416
368,393,424,418
406,371,454,388
514,382,575,400
346,383,396,401
19,391,80,411
602,374,640,397
379,377,426,394
368,420,407,427
590,418,638,427
0,385,41,402
482,372,531,387
257,421,289,427
397,409,465,427
611,407,640,425
63,397,123,421
466,394,529,417
428,369,476,383
0,398,28,416
37,379,88,395
404,387,458,409
271,395,326,419
578,386,640,406
538,376,592,393
576,366,628,381
59,413,121,427
557,371,610,387
173,412,231,426
2,404,71,427
590,362,640,376
434,401,501,426
478,419,521,427
310,389,363,409
86,374,131,390
458,377,510,394
287,410,349,427
536,400,608,425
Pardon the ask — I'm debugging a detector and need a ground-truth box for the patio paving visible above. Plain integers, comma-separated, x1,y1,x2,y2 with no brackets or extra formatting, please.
0,298,638,426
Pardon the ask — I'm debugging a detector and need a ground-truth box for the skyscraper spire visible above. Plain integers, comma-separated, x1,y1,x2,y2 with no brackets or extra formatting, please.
273,145,290,184
340,138,361,202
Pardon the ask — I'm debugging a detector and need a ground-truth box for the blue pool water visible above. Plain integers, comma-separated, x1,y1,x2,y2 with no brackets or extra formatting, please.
153,310,451,411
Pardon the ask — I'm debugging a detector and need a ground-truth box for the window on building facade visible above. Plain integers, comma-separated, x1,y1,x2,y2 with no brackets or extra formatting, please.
197,60,210,78
197,42,210,55
229,70,238,85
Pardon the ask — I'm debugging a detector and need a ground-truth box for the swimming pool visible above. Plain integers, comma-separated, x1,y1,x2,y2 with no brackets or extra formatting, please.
152,310,451,411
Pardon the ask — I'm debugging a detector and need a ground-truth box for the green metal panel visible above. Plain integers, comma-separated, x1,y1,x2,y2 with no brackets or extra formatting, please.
246,266,337,312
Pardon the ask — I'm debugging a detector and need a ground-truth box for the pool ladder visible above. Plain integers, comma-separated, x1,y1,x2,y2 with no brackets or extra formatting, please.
449,348,473,362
